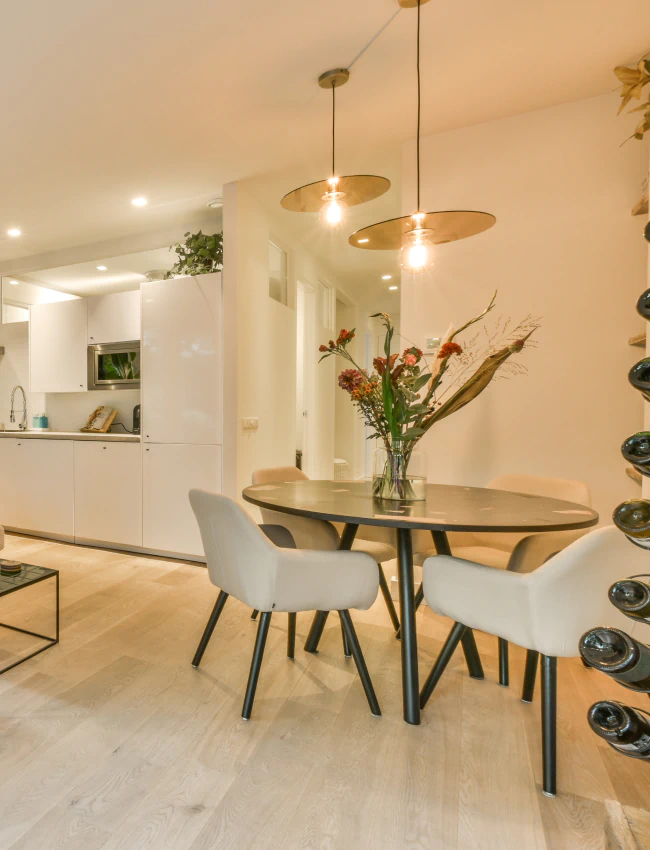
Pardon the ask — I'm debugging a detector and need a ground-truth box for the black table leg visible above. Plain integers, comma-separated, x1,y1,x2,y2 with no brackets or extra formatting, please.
396,527,420,725
304,523,359,654
431,529,485,680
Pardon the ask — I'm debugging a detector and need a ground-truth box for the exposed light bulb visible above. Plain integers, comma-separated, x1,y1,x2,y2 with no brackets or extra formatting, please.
400,215,435,273
319,177,347,228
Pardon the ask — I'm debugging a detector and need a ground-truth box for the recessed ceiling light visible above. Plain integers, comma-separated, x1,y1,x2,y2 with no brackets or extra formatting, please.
9,279,18,285
358,238,369,244
382,274,392,280
131,197,147,207
7,228,21,237
96,265,107,271
388,285,398,291
206,198,223,209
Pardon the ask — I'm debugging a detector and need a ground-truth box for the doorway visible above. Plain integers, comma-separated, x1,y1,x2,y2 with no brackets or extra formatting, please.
296,281,316,477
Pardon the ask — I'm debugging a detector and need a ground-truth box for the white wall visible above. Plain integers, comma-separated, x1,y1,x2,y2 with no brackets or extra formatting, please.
223,181,338,500
401,93,648,522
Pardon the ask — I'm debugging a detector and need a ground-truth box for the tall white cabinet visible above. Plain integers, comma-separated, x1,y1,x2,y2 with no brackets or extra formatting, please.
141,271,222,557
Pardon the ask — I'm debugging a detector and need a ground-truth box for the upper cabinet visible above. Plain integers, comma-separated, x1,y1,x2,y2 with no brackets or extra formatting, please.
30,299,88,393
88,290,141,344
141,272,222,444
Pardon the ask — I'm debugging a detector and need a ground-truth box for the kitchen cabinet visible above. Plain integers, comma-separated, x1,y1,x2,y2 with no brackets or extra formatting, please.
141,272,221,444
143,443,221,557
2,439,74,537
30,298,88,392
74,441,142,546
88,291,141,344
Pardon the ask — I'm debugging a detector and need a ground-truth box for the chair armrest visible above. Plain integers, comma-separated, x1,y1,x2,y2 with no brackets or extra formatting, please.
507,529,587,573
423,554,534,648
259,524,296,549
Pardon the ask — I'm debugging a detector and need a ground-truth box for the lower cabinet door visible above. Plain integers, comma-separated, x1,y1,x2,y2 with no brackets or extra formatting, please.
74,442,142,546
0,439,19,527
15,439,74,538
143,444,221,557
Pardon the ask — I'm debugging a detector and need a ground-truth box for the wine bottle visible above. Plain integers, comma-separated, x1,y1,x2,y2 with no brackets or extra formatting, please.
579,627,650,691
628,358,650,401
637,289,650,320
588,701,650,759
613,499,650,549
609,578,650,623
621,432,650,476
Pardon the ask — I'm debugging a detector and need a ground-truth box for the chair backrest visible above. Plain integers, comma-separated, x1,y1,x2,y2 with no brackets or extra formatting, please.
487,473,591,507
250,466,339,550
528,525,648,656
464,473,593,553
190,489,279,610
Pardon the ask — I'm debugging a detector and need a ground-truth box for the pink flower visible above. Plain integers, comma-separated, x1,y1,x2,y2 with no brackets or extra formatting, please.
338,369,364,392
403,354,417,367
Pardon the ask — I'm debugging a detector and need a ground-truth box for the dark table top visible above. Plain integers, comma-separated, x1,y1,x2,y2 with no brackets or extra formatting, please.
0,563,58,597
242,480,599,533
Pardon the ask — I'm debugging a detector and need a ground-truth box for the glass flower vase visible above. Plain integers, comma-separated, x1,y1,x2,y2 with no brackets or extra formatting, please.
372,447,427,501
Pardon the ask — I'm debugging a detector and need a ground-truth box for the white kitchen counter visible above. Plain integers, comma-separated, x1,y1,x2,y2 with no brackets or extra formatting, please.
0,430,140,442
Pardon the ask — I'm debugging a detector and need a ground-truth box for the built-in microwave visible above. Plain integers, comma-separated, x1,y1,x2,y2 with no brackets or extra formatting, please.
88,341,141,391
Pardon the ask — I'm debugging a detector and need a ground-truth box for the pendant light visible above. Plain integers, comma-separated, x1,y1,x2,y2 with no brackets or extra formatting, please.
281,69,390,226
348,0,496,270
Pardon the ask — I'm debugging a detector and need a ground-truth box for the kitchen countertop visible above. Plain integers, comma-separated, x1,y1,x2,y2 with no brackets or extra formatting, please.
0,430,141,442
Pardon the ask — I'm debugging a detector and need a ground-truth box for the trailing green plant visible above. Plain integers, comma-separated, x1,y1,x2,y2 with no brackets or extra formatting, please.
165,231,223,278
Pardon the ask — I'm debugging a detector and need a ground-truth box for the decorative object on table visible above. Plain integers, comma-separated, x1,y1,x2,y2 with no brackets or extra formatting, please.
281,69,390,227
164,231,223,278
319,291,538,500
0,560,22,576
614,54,650,142
348,0,495,270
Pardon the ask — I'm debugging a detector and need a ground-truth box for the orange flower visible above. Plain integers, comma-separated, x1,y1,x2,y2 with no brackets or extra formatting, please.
438,342,463,359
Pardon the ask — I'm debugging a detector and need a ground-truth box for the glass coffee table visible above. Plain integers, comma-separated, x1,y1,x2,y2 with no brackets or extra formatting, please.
0,563,59,674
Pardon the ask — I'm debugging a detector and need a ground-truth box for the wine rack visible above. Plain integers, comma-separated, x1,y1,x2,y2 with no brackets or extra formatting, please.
578,221,650,761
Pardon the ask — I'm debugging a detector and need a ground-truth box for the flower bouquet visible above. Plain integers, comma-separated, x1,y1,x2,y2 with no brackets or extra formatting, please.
319,292,538,500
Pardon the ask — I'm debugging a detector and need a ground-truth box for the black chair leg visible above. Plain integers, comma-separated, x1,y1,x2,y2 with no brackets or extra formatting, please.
420,621,467,709
242,612,272,720
251,609,259,621
341,619,352,657
305,610,329,653
541,655,557,797
378,564,400,635
522,649,539,703
192,590,229,668
460,629,485,679
498,638,509,687
339,610,381,716
287,613,296,659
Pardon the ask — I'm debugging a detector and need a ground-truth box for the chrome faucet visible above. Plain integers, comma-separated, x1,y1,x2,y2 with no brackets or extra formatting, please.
10,385,27,431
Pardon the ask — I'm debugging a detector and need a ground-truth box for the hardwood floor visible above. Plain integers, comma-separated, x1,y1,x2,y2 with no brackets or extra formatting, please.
1,532,649,850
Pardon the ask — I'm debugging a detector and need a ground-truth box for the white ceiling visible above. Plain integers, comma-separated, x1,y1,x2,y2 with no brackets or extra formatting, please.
0,0,648,268
16,247,176,296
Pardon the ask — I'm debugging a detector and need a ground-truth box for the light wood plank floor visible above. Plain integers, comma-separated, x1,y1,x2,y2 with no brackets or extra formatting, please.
1,532,649,850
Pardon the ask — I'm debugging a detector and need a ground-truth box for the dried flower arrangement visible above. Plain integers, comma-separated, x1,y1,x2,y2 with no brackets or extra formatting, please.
614,55,650,142
319,291,539,499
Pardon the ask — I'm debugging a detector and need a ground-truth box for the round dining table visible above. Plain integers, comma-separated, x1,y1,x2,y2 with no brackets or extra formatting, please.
242,480,599,725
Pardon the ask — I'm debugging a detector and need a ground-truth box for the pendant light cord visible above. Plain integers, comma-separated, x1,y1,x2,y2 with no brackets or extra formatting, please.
332,81,336,176
416,0,421,212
